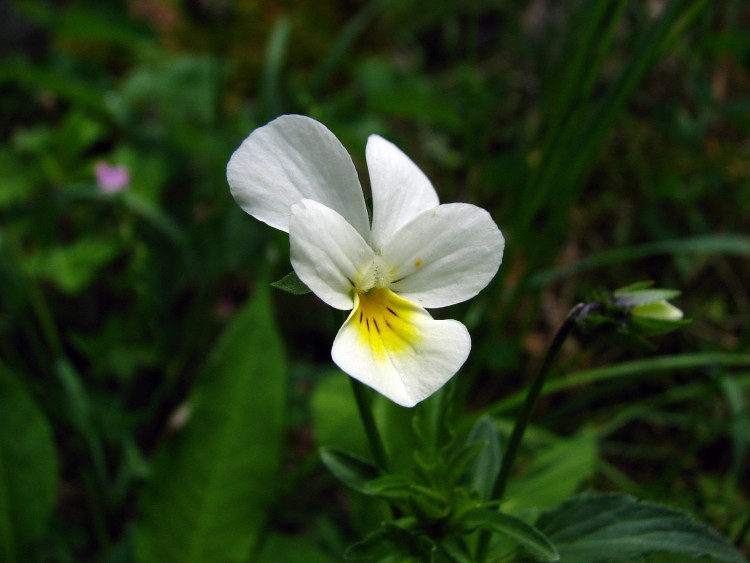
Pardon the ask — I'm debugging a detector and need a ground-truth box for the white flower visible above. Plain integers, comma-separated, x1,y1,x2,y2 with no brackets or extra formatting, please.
227,115,504,407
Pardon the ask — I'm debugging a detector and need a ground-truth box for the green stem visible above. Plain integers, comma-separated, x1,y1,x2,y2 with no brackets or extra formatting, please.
476,302,593,561
349,378,390,472
493,303,590,498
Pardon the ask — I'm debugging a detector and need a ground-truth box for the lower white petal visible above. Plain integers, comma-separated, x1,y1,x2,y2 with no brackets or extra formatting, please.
331,289,470,407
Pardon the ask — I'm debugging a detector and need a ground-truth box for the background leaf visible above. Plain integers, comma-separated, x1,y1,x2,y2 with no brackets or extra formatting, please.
22,238,121,294
0,366,58,563
503,429,597,518
256,533,336,563
134,285,287,563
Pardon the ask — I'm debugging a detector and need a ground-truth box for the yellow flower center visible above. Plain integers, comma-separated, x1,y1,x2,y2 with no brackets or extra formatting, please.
355,287,421,361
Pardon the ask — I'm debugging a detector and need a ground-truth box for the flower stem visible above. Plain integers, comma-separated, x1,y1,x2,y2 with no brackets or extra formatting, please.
349,378,390,472
476,302,593,561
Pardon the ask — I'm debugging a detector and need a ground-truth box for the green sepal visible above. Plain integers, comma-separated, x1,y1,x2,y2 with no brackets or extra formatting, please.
613,281,681,306
270,270,311,294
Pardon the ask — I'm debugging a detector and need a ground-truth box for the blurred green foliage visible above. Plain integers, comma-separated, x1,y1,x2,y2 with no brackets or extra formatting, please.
0,0,748,560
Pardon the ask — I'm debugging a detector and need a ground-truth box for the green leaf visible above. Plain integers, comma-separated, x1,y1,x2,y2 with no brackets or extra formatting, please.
21,238,121,294
459,508,559,562
271,271,311,295
438,535,475,563
535,493,747,562
362,475,414,502
260,16,292,119
312,373,367,456
0,152,34,208
345,520,431,562
319,448,380,494
463,416,501,501
718,374,749,479
311,375,392,533
134,285,287,563
0,366,58,563
503,429,597,518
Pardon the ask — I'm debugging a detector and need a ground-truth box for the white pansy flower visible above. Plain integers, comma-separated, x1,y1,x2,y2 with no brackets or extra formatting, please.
227,115,504,407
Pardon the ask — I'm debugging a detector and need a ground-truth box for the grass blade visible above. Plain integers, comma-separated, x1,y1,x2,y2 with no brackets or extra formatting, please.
488,353,750,416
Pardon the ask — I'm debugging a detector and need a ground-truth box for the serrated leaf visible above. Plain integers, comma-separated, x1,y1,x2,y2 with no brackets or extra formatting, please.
271,271,311,294
134,284,287,563
0,366,58,563
459,508,559,562
535,493,746,562
319,448,380,493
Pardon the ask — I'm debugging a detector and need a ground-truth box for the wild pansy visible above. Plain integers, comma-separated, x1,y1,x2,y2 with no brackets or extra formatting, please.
227,115,504,407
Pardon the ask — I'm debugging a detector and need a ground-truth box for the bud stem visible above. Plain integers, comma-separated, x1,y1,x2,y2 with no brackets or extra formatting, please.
476,302,597,561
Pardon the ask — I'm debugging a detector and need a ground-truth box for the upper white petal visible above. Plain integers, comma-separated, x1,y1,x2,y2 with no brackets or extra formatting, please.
227,114,370,238
290,199,375,310
367,135,439,251
381,203,504,308
331,290,470,407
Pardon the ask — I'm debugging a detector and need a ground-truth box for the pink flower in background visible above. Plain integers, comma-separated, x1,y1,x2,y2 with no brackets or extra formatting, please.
95,161,130,194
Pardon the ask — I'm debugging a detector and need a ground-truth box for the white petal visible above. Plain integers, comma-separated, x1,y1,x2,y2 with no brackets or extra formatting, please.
382,203,504,308
227,115,370,238
290,199,374,310
367,135,439,251
331,289,470,407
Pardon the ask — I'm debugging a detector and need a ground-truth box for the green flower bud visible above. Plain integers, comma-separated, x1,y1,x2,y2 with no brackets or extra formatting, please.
576,282,690,344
